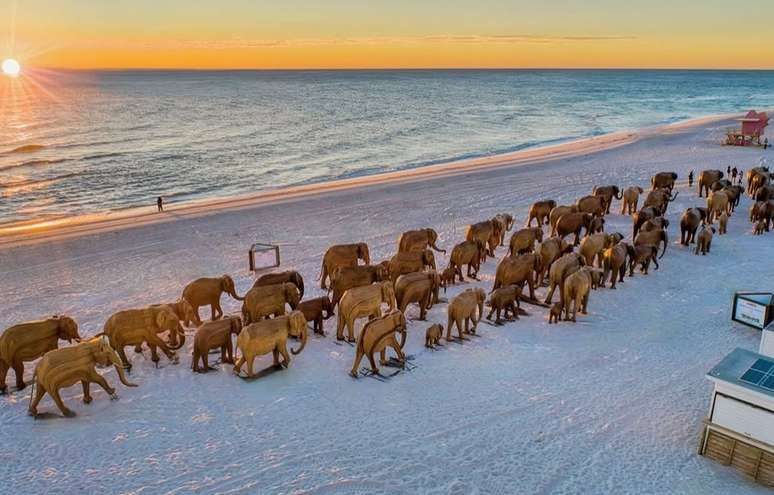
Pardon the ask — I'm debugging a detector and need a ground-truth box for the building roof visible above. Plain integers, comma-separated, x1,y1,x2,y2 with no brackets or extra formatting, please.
707,347,774,399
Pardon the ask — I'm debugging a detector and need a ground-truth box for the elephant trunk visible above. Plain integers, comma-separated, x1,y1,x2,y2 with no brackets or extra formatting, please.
230,289,244,301
169,324,186,350
108,349,138,387
291,324,307,355
398,327,407,350
670,191,679,201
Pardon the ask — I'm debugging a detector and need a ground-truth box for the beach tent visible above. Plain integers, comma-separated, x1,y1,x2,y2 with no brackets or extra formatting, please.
726,110,769,146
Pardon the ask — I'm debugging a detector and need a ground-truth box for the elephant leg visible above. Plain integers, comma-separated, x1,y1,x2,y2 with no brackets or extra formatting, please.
347,319,356,343
486,306,495,321
81,380,93,404
0,359,8,394
581,293,589,314
199,349,209,372
148,333,175,360
116,346,132,372
51,388,75,417
225,341,235,364
350,347,365,377
233,356,245,375
456,318,465,340
12,358,25,390
149,344,161,365
246,356,256,378
28,384,46,416
90,371,116,397
544,283,556,304
379,348,388,365
213,301,224,320
279,345,291,368
652,257,659,270
134,343,144,353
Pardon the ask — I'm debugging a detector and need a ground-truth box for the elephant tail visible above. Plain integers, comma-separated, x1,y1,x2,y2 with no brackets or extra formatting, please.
659,232,668,259
291,324,307,355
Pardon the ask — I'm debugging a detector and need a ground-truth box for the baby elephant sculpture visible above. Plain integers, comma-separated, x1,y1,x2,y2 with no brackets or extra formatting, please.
350,310,407,378
103,305,183,371
241,282,301,324
0,315,81,394
695,226,715,255
425,324,444,348
192,315,243,372
297,296,334,335
486,285,522,324
29,336,137,418
233,310,307,377
446,288,486,341
337,281,397,342
548,302,563,324
182,275,244,325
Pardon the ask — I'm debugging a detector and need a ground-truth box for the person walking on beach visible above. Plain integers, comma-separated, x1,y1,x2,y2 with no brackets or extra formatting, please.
688,170,694,188
731,167,738,183
765,138,769,150
157,196,164,212
727,165,731,176
738,170,744,186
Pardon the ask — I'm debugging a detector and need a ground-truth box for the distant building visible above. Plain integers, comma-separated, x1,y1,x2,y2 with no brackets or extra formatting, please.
725,110,769,147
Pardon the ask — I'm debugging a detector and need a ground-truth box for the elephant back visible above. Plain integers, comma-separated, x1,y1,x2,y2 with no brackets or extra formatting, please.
0,319,60,363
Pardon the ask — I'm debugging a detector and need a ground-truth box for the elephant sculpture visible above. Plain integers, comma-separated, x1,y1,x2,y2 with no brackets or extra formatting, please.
627,244,659,275
698,169,724,197
233,310,307,377
0,315,81,394
747,167,770,197
754,219,767,235
182,275,243,325
634,227,668,258
192,315,243,372
319,243,370,289
544,252,585,305
562,267,603,322
680,207,706,245
601,241,629,289
446,240,485,282
588,216,605,235
548,302,563,324
755,185,774,203
707,190,731,223
492,253,539,300
241,282,301,324
724,185,744,211
329,264,388,307
425,324,443,348
395,270,440,320
465,220,499,260
398,228,446,253
641,217,669,232
631,206,661,238
336,281,396,342
349,310,407,378
576,195,606,217
695,226,715,255
554,212,593,246
527,200,557,227
651,172,678,192
534,237,572,286
297,296,334,335
643,188,678,216
751,201,774,230
549,205,578,232
710,179,732,194
133,299,193,353
486,285,521,324
253,270,305,299
621,186,643,215
592,185,622,214
387,250,436,282
492,213,515,246
103,305,184,370
508,227,543,256
446,288,486,341
29,335,137,418
718,212,728,235
579,233,619,267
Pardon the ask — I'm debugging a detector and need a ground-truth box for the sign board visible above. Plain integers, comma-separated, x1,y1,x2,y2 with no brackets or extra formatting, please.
732,292,774,330
249,243,281,272
760,325,774,358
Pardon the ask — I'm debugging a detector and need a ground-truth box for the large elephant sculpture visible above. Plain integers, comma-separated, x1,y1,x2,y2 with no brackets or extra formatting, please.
394,270,440,320
492,213,515,246
555,212,593,246
631,206,661,238
387,250,436,282
601,241,629,289
621,186,643,215
534,237,572,286
329,264,388,307
544,252,585,305
492,253,539,300
562,267,602,322
747,167,770,197
350,310,407,378
233,311,307,377
528,200,557,227
297,296,334,336
698,169,724,197
651,172,678,191
241,282,300,324
549,205,578,232
29,336,137,418
634,227,668,258
446,288,486,341
706,190,730,223
592,185,622,214
253,270,305,299
0,315,81,394
133,299,193,353
465,220,498,260
579,233,619,267
626,244,659,275
398,228,446,253
182,275,243,325
336,281,396,342
319,243,370,289
103,305,183,370
446,240,485,282
680,208,704,245
576,195,606,217
695,226,715,255
508,227,543,256
643,188,678,215
192,315,243,373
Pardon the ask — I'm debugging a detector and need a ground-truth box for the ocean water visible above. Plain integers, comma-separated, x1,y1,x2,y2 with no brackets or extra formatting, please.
1,69,772,225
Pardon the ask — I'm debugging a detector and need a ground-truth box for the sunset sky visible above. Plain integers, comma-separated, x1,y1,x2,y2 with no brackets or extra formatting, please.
3,0,774,70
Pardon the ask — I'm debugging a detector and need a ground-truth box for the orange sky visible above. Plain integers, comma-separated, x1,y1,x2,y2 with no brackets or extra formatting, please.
3,0,774,69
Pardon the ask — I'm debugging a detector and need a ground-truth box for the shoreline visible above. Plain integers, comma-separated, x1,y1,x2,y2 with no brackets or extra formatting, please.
0,111,741,248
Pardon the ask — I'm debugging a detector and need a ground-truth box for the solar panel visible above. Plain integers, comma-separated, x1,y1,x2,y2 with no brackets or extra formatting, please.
740,358,774,392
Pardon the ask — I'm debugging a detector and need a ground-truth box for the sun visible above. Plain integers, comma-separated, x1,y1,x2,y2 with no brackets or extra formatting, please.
2,58,21,77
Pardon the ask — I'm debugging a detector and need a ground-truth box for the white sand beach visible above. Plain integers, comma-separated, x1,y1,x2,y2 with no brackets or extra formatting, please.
1,114,773,494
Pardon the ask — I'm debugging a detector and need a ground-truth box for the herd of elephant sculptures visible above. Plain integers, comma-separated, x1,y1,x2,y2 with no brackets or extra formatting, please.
2,165,771,418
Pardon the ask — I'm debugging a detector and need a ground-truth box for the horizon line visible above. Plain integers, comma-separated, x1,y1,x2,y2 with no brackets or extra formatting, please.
29,66,774,72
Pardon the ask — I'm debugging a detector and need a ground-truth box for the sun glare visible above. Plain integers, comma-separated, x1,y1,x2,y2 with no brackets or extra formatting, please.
2,58,21,77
